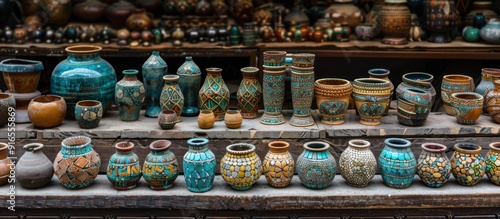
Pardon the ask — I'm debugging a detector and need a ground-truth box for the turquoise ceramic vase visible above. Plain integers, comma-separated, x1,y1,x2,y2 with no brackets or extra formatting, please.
51,45,117,119
198,67,230,121
115,69,146,121
177,56,201,117
106,141,142,190
396,72,436,107
142,51,167,118
160,75,184,123
378,138,417,189
290,69,315,127
183,138,216,193
296,141,336,189
261,69,286,125
142,140,179,190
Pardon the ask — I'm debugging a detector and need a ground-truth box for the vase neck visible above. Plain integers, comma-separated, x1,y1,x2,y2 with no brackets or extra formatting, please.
164,79,179,86
242,71,258,79
124,74,138,81
67,52,100,62
152,149,170,155
189,144,209,152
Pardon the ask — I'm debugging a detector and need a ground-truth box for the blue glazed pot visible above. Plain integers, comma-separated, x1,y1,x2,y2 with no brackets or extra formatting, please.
50,45,116,120
106,141,142,190
115,69,146,121
296,141,336,189
142,140,179,190
177,56,201,117
183,138,216,193
396,72,436,107
378,138,417,188
142,51,167,118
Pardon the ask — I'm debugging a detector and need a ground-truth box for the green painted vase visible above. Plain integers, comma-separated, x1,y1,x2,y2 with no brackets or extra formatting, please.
142,140,179,190
237,67,262,119
177,56,201,117
142,51,167,118
160,75,184,123
198,67,230,121
115,69,146,121
183,138,216,193
378,138,417,188
106,141,142,190
450,142,486,186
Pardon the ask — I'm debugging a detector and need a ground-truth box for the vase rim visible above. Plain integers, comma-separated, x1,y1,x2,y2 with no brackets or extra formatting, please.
149,140,171,151
123,69,139,75
292,53,315,58
226,109,240,114
454,142,481,153
402,72,434,82
291,66,315,71
161,109,176,115
23,143,44,152
241,67,259,73
348,139,371,148
489,142,500,152
451,92,483,101
303,141,330,151
368,68,390,76
187,138,209,146
115,141,134,151
384,138,411,148
421,143,447,152
0,58,44,72
384,0,407,3
482,68,500,75
76,100,102,107
473,1,492,6
263,51,286,55
0,143,7,151
65,45,102,54
0,93,13,99
443,74,473,82
263,69,286,74
206,67,222,73
163,74,180,81
268,141,290,149
61,136,91,149
32,95,64,103
315,78,351,86
226,143,256,154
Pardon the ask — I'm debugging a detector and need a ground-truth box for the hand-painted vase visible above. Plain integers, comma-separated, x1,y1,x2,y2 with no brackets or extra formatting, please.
441,74,475,115
339,140,377,187
220,143,262,190
396,72,436,108
297,141,336,189
290,68,315,127
142,51,167,117
51,45,117,119
237,67,262,119
115,69,146,121
53,136,101,189
198,67,230,121
0,93,15,127
397,88,432,126
263,141,295,188
177,56,201,117
379,0,411,45
160,75,184,123
449,92,483,124
475,68,500,113
75,100,103,129
142,140,179,190
16,143,53,189
314,78,352,125
368,68,393,116
480,19,500,44
261,69,286,125
450,142,486,186
106,141,142,190
486,142,500,185
352,78,392,126
416,143,451,188
378,138,417,188
425,0,457,43
485,79,500,123
183,138,216,192
0,143,12,186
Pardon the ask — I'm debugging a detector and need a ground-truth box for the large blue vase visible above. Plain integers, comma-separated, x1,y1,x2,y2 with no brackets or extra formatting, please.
177,56,201,117
142,51,167,118
378,138,417,189
183,138,216,193
51,45,116,119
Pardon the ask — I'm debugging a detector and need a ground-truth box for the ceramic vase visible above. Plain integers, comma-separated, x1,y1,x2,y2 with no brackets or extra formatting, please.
115,69,146,121
368,68,393,116
16,143,54,189
75,100,103,129
160,75,184,123
263,141,295,188
396,72,436,108
53,136,101,189
424,0,457,43
325,0,363,30
450,142,486,186
475,68,500,113
352,78,392,126
142,140,179,190
449,92,483,124
480,20,500,44
0,143,12,186
339,139,377,187
27,95,67,128
379,0,411,45
441,74,475,115
290,68,315,127
142,51,167,117
198,68,230,121
0,93,15,127
261,69,286,125
224,109,243,129
314,78,353,125
198,110,215,129
51,45,117,119
177,56,201,117
237,67,262,119
486,142,500,185
485,79,500,123
297,141,336,189
397,88,432,126
416,143,452,188
0,58,43,93
107,141,142,190
157,109,177,129
183,138,216,192
220,143,262,190
378,138,417,188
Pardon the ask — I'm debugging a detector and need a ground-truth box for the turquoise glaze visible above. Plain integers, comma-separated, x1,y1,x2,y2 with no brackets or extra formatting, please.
106,142,142,190
142,51,167,117
74,100,102,129
396,72,436,107
177,56,201,116
142,140,179,190
115,69,146,121
290,70,315,127
378,138,417,189
198,68,230,121
261,69,286,125
183,138,216,193
296,141,336,189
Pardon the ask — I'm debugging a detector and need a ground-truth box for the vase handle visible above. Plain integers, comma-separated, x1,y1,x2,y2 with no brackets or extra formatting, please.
23,143,44,152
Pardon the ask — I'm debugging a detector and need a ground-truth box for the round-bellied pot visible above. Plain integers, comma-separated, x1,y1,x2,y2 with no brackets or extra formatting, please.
339,139,377,187
450,142,486,186
441,74,475,115
115,69,146,121
27,95,67,129
107,141,142,190
75,100,103,129
198,68,230,121
486,142,500,185
16,143,54,189
183,138,216,192
475,68,500,113
296,141,336,189
220,143,262,190
314,78,352,125
352,78,392,126
449,92,483,125
142,140,179,190
379,0,411,45
142,51,167,118
157,110,177,130
0,93,15,127
396,72,436,108
53,136,101,189
290,68,315,127
224,109,243,129
4,90,40,124
397,88,432,126
368,68,393,116
378,138,416,188
0,143,12,186
480,19,500,44
51,45,117,119
263,141,295,188
261,69,286,125
416,143,452,188
160,75,184,123
177,56,201,117
237,67,262,119
424,0,457,43
197,110,215,129
0,58,44,93
486,79,500,123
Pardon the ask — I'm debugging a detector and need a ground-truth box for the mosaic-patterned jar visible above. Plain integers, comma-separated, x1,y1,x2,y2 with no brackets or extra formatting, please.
142,51,167,118
424,0,457,43
379,0,411,45
450,142,486,186
352,78,392,126
486,142,500,185
142,140,179,190
160,75,184,123
449,92,483,125
486,79,500,123
475,68,500,113
115,69,146,121
183,138,216,192
237,67,262,119
378,138,417,189
297,141,336,189
220,143,262,190
441,74,475,115
177,56,201,117
339,139,377,187
106,141,142,190
314,78,352,125
263,141,295,188
416,143,451,188
198,67,230,121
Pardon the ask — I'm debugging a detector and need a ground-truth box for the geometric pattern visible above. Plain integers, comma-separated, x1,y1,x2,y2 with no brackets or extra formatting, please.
198,69,229,121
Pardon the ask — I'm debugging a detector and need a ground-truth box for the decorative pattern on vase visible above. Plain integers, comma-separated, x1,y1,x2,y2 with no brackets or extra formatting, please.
198,67,230,121
396,72,436,109
475,68,500,113
416,143,451,188
142,51,167,118
160,75,184,123
397,88,432,126
378,138,416,189
142,140,179,190
220,143,262,190
0,58,44,93
157,110,177,129
425,0,457,43
261,69,286,125
53,136,101,189
441,74,475,115
16,143,54,189
0,93,15,127
449,92,483,124
379,0,411,45
368,68,393,116
485,79,500,123
314,78,352,125
177,56,201,117
339,140,377,187
106,141,142,190
115,69,146,121
352,78,391,126
486,142,500,185
75,100,103,129
263,141,295,188
237,67,262,119
0,143,12,186
297,141,336,189
290,70,315,127
450,142,485,186
183,138,216,193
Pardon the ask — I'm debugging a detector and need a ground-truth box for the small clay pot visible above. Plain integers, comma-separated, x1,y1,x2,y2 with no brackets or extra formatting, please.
75,100,103,129
198,110,215,129
27,95,67,128
126,8,154,31
0,143,13,186
158,110,177,130
224,109,243,129
0,58,44,93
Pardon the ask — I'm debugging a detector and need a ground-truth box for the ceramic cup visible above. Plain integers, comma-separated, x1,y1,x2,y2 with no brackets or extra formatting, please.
75,100,103,129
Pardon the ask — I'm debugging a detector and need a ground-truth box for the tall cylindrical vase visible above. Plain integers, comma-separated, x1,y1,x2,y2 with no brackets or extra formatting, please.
198,68,230,121
237,67,262,119
160,75,184,123
183,138,216,192
424,0,457,43
115,69,146,121
177,56,201,117
290,70,315,127
296,141,336,189
339,139,377,187
142,51,167,117
378,138,416,188
416,143,451,188
261,69,286,125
